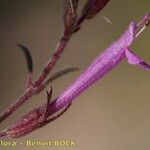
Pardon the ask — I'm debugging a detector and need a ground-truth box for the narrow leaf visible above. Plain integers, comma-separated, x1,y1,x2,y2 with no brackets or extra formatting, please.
46,67,80,84
17,44,33,73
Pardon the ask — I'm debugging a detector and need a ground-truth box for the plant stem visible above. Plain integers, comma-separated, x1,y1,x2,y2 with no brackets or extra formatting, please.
0,36,70,123
33,36,70,87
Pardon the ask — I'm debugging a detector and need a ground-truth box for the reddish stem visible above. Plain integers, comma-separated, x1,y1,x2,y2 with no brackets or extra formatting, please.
0,88,33,123
0,36,70,123
33,36,70,87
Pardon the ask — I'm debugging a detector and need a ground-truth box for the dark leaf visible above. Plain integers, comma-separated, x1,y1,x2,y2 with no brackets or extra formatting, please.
17,44,33,73
46,66,79,84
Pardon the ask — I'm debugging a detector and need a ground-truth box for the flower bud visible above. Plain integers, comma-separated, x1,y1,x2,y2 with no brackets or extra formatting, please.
82,0,110,19
63,0,79,37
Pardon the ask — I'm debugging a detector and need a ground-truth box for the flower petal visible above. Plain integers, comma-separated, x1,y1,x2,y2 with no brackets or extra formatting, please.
125,48,150,70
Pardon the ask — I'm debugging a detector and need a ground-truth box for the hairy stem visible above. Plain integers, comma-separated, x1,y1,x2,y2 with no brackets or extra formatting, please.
0,0,110,126
33,36,70,87
0,88,33,123
0,36,71,123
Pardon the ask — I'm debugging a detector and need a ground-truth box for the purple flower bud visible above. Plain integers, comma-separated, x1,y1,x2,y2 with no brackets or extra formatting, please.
77,0,110,29
82,0,110,19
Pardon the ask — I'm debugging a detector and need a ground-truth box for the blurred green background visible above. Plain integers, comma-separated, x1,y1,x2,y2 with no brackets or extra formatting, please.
0,0,150,149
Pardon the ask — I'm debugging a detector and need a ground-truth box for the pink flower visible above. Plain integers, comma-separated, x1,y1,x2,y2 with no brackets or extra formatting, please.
2,13,149,138
48,14,150,115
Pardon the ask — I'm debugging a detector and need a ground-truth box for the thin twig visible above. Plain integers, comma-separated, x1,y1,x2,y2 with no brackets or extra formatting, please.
0,0,110,127
0,0,80,123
